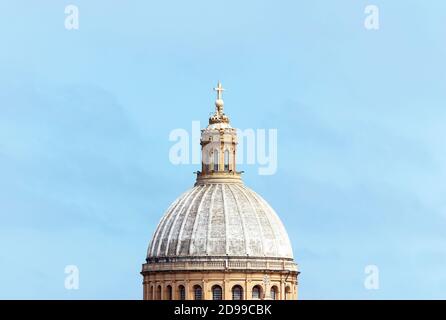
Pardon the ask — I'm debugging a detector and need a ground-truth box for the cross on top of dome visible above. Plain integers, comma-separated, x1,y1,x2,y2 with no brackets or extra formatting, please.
209,81,230,124
214,81,225,100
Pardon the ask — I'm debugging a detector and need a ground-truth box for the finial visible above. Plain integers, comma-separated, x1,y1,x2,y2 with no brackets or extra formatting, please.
209,81,230,124
213,81,225,101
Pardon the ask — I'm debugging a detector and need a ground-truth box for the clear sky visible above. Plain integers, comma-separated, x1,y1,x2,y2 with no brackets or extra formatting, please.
1,0,446,299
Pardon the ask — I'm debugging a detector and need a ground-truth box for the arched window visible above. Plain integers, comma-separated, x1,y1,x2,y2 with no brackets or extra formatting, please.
179,285,186,300
270,286,278,300
212,285,222,300
156,285,162,300
224,150,229,171
232,285,243,300
204,150,212,173
194,285,203,300
252,285,262,299
149,285,154,300
213,150,219,171
285,286,291,300
166,285,172,300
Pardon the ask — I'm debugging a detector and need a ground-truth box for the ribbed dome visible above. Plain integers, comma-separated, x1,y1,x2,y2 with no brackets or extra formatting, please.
147,183,293,259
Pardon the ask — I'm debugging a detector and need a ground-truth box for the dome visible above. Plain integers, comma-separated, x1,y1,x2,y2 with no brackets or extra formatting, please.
147,182,294,259
142,82,299,301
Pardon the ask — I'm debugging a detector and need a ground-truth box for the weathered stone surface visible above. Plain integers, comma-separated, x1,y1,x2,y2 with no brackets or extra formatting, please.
147,183,293,259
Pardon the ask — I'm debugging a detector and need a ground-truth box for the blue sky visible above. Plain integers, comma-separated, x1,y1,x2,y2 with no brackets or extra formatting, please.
1,0,446,299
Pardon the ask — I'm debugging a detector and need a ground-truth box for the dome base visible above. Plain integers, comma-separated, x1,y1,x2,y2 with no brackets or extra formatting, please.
142,267,299,300
143,256,298,273
195,171,243,185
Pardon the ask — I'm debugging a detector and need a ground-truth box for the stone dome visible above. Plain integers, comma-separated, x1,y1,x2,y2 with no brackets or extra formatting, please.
147,182,294,259
142,82,299,301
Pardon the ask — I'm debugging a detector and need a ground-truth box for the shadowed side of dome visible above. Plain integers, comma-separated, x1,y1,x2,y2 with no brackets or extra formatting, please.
147,183,294,259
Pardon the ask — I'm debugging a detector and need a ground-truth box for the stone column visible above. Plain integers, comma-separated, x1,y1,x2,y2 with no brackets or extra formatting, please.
263,274,271,300
202,279,207,300
245,278,250,300
295,282,298,300
185,280,190,300
224,279,231,300
162,283,165,300
171,281,176,300
145,283,148,300
280,278,285,301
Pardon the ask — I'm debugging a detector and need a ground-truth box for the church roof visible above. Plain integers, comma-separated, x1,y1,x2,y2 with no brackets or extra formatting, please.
147,182,294,259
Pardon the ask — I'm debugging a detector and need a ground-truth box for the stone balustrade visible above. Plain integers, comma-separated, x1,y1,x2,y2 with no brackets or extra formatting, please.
142,258,297,273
